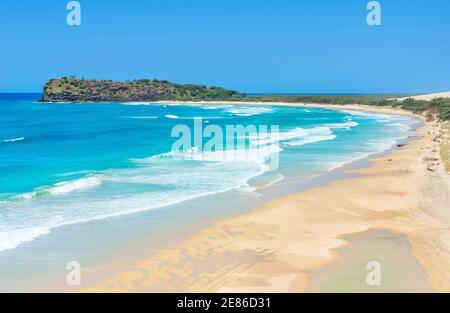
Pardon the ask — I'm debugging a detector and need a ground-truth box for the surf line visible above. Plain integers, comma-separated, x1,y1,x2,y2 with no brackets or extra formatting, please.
170,117,280,168
1,137,25,143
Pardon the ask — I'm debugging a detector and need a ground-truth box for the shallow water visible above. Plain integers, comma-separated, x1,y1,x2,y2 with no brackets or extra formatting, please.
307,229,432,292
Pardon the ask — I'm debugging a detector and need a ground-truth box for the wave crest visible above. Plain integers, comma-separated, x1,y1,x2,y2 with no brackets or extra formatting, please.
13,176,103,200
1,137,25,143
226,107,274,117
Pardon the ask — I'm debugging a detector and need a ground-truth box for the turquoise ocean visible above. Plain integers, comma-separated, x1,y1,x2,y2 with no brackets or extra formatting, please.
0,94,420,289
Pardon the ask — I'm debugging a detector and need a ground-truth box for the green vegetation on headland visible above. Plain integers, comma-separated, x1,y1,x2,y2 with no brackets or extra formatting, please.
41,77,450,121
42,77,246,103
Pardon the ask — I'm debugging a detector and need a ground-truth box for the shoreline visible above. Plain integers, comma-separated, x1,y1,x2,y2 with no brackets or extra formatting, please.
42,98,417,117
82,103,450,292
149,100,418,117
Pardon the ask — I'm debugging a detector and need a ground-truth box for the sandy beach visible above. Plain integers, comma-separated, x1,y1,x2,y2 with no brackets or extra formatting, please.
84,102,450,293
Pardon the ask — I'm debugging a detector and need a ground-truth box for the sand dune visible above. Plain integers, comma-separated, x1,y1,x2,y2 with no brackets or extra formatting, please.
397,91,450,101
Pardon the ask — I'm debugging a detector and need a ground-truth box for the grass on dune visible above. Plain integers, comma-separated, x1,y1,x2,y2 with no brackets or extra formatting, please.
441,122,450,173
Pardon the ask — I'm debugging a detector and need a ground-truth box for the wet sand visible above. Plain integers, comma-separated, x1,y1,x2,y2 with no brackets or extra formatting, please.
307,229,432,292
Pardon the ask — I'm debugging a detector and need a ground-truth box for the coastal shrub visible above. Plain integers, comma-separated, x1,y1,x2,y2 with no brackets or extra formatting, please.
431,98,450,121
399,98,430,113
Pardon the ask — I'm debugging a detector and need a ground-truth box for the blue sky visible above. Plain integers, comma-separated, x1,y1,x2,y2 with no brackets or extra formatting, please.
1,0,450,93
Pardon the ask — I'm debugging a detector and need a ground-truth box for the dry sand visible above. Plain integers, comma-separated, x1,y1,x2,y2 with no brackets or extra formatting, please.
442,122,450,172
396,91,450,101
84,103,450,293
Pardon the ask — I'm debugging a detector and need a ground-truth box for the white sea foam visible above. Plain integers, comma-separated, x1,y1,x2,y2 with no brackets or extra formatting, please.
122,102,155,105
123,102,201,107
12,176,103,201
226,107,274,116
12,191,37,200
341,109,407,123
325,121,359,130
47,176,103,195
285,134,337,147
321,138,399,173
124,116,160,119
250,126,338,147
0,130,284,252
0,225,53,252
157,145,282,164
202,105,229,110
1,137,25,143
0,154,271,252
390,122,413,132
163,115,225,120
0,213,66,252
126,115,225,120
56,170,96,177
